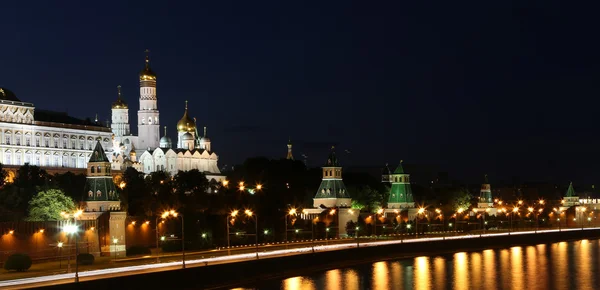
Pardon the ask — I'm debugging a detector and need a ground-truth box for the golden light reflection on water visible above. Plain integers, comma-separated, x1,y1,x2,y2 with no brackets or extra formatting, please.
470,252,482,287
274,239,600,290
482,250,496,289
453,252,469,290
414,256,431,290
433,257,446,290
579,239,591,289
344,269,360,290
510,247,524,289
371,262,389,290
282,276,315,290
325,269,342,290
390,261,402,290
554,241,568,290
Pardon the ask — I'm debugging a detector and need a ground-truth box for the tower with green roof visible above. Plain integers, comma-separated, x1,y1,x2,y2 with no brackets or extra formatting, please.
477,174,493,208
562,182,579,208
313,146,352,208
386,161,415,209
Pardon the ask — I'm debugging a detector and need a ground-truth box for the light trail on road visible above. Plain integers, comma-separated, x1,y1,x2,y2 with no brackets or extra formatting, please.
1,227,598,288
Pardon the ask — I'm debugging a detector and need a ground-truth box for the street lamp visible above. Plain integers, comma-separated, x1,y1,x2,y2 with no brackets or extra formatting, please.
511,207,519,232
375,208,384,237
57,242,63,269
245,209,258,259
227,210,238,255
416,207,425,238
112,238,118,261
162,210,185,268
61,209,82,283
286,208,297,242
435,208,443,237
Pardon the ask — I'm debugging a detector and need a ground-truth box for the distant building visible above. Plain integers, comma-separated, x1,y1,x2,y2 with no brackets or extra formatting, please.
286,138,294,160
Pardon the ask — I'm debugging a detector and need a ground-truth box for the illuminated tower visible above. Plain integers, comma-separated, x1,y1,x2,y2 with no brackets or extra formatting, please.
286,138,294,160
477,174,493,208
386,160,415,209
313,146,351,208
137,49,160,150
111,85,130,137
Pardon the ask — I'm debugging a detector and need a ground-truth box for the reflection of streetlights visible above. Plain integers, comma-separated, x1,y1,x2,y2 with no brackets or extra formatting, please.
245,209,258,259
162,210,185,268
62,209,82,283
227,210,238,255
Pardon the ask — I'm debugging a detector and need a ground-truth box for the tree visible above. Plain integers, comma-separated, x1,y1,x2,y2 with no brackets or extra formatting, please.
0,163,8,188
449,188,473,211
26,189,75,221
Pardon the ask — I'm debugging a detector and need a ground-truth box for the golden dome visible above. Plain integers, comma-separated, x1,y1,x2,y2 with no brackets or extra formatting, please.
177,101,196,132
111,85,128,109
139,49,156,81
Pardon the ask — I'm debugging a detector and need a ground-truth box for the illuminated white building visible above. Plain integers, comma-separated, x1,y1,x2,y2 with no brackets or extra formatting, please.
0,87,113,170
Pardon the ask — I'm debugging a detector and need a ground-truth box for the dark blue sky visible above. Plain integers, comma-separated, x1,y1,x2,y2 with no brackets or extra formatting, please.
1,1,600,184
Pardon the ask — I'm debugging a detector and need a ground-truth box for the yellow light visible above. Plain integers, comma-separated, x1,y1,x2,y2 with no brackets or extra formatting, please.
222,180,229,186
302,209,308,215
457,208,464,214
245,209,253,217
582,207,587,212
513,207,519,213
90,227,95,231
145,221,150,225
377,208,384,215
57,242,63,248
418,208,425,214
561,200,565,204
329,209,336,215
518,200,523,205
435,208,441,214
39,229,44,233
231,210,239,217
528,207,533,212
8,230,13,234
239,181,244,186
161,212,169,219
498,201,503,205
472,208,478,213
538,208,543,213
288,208,296,215
131,221,136,225
239,185,245,191
349,209,355,214
170,210,175,215
113,238,118,244
173,212,178,217
256,184,262,190
119,181,126,189
539,199,545,205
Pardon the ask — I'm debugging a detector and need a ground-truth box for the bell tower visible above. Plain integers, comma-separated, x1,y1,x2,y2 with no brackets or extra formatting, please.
137,49,160,150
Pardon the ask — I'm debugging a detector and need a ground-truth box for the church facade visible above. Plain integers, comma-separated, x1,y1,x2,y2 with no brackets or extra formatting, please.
110,51,224,182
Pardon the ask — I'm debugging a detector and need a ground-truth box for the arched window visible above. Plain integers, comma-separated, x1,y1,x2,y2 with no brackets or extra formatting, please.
91,166,95,173
97,166,101,173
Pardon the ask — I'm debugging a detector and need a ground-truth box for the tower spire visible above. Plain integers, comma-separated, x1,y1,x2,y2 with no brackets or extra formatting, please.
185,100,188,111
286,137,294,160
164,126,167,136
117,85,122,99
204,126,207,137
94,113,98,123
145,49,150,68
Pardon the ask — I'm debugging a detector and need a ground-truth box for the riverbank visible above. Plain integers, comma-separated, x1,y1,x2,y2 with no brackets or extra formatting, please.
24,228,600,289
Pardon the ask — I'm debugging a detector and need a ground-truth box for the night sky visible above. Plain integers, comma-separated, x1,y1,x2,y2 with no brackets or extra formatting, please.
2,1,600,185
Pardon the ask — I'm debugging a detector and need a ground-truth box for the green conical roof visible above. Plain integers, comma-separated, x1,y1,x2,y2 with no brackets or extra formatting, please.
388,183,414,204
314,179,351,199
89,141,109,163
393,161,405,174
565,182,576,197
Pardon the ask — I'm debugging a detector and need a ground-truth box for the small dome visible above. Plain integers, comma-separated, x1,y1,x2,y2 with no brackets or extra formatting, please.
177,101,196,132
111,85,128,109
139,51,156,81
200,136,211,143
0,88,21,102
182,132,194,141
160,136,172,148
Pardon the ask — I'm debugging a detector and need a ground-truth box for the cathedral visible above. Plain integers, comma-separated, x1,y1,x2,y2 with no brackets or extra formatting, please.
110,51,224,183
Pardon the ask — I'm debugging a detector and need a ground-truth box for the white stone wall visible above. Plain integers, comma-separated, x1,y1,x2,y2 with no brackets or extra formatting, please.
111,108,130,137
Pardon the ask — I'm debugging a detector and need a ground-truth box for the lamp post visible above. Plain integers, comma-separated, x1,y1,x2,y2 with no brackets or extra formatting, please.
162,210,185,268
416,207,425,238
435,208,443,238
112,238,118,261
375,208,384,238
155,216,161,263
57,242,63,269
456,208,464,234
286,208,296,243
302,209,315,253
61,209,82,283
227,210,238,255
244,209,258,259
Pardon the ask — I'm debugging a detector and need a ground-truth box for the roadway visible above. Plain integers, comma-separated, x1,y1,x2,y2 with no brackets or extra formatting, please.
0,227,597,289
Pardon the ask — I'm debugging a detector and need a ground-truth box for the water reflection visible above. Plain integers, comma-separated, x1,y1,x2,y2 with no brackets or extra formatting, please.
265,239,600,290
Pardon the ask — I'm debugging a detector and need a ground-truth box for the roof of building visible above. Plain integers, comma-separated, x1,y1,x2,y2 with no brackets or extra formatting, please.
388,183,414,204
0,87,21,102
565,182,577,197
381,163,391,176
177,101,196,132
89,141,109,162
111,85,128,109
35,110,105,128
314,179,351,199
324,147,339,167
393,161,405,174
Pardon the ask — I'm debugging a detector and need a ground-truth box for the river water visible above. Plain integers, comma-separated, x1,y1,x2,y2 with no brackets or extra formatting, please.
234,239,600,290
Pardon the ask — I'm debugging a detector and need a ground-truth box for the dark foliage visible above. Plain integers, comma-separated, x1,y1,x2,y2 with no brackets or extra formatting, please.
126,246,151,256
77,253,95,265
4,253,32,271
